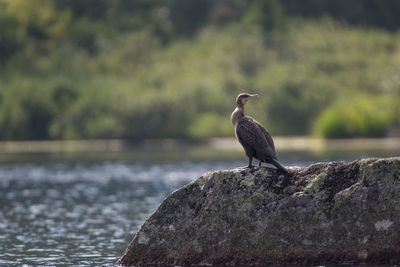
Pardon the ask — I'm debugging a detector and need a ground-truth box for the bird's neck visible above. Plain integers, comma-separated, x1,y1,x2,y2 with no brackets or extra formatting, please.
231,104,244,126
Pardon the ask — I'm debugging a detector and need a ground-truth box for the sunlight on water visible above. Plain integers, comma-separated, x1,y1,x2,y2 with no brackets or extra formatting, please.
0,159,249,266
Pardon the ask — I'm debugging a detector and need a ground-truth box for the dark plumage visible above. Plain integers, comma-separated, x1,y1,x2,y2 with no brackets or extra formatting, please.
231,93,288,173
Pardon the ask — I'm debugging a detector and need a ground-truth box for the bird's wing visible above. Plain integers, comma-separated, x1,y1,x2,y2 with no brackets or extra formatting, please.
255,121,275,152
236,116,276,159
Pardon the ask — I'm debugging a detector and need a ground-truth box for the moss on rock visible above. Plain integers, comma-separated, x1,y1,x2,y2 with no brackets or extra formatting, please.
118,157,400,266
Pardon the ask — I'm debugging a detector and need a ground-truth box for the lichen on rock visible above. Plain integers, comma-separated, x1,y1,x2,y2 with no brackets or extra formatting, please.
118,157,400,266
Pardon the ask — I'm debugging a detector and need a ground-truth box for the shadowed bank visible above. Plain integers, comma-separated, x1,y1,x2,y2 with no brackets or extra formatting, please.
1,137,400,163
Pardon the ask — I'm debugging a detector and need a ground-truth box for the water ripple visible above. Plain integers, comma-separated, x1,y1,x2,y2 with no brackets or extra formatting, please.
0,159,242,265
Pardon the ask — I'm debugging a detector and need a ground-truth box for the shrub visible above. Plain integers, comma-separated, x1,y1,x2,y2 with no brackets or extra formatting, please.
313,95,396,138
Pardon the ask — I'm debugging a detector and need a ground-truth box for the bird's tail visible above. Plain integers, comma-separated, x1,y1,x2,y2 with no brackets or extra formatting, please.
270,158,288,173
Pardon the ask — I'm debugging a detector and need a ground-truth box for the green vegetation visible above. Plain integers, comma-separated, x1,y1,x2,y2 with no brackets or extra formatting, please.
314,95,397,138
0,0,399,141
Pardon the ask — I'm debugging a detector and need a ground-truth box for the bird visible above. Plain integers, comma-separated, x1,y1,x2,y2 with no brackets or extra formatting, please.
231,93,288,173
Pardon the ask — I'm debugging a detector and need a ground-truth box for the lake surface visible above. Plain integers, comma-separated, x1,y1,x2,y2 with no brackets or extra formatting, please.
0,151,398,266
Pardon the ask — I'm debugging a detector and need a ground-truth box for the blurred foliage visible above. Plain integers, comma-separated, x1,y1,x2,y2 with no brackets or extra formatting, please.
245,0,286,33
313,95,397,138
0,0,400,140
281,0,400,31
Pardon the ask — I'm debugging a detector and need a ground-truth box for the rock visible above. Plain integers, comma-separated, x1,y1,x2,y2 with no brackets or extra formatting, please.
117,157,400,266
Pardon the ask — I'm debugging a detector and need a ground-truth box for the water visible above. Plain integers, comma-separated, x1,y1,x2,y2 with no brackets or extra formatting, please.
0,158,254,266
0,153,397,266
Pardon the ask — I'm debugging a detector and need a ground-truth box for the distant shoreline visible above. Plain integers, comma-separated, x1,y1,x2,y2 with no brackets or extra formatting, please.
1,137,400,154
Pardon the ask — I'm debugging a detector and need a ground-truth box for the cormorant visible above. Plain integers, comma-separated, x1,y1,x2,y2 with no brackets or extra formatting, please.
231,93,288,173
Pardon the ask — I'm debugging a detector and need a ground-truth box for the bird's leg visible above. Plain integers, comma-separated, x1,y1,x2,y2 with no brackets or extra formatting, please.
247,157,253,168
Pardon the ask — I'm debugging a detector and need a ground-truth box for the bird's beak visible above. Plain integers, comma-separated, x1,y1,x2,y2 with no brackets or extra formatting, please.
249,94,259,98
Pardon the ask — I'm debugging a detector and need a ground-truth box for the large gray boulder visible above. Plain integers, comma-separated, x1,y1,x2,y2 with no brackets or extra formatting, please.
118,158,400,266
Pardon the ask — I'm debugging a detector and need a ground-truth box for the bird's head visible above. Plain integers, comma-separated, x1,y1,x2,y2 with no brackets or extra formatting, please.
236,93,259,106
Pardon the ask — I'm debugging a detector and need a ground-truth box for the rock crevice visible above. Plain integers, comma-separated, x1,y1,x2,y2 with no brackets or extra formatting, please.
118,157,400,266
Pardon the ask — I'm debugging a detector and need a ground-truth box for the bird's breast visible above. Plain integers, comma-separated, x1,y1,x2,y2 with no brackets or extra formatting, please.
231,107,243,127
